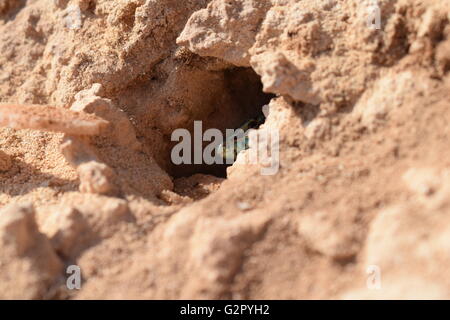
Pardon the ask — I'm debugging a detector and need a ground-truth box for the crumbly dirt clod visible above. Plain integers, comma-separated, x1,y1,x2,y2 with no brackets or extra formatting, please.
0,150,12,172
0,203,63,299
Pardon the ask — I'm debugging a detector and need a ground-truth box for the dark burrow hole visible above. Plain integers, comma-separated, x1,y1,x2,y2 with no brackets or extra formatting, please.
168,67,274,179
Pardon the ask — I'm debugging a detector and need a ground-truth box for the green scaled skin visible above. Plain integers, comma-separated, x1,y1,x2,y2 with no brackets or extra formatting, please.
218,114,266,164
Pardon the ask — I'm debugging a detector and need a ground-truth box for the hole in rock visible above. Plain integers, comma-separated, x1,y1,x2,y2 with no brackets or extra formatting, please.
167,67,274,179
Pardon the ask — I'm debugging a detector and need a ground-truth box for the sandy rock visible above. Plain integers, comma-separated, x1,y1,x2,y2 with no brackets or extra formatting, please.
0,0,23,15
0,150,12,172
251,52,321,104
177,0,382,105
76,196,131,227
41,197,130,259
343,184,450,299
354,71,421,129
41,206,88,259
47,0,210,105
1,0,450,300
183,213,270,297
436,40,450,74
53,0,69,9
76,0,92,12
177,0,271,67
402,167,448,197
402,167,450,209
77,161,118,196
417,7,446,38
0,103,109,135
0,203,39,254
180,0,326,100
298,211,358,260
60,135,99,167
365,205,420,272
158,189,192,205
0,203,63,299
304,117,331,140
71,84,142,151
364,203,450,284
159,204,271,298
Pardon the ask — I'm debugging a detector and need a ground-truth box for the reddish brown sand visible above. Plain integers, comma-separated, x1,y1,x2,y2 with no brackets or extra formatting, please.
0,0,450,299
